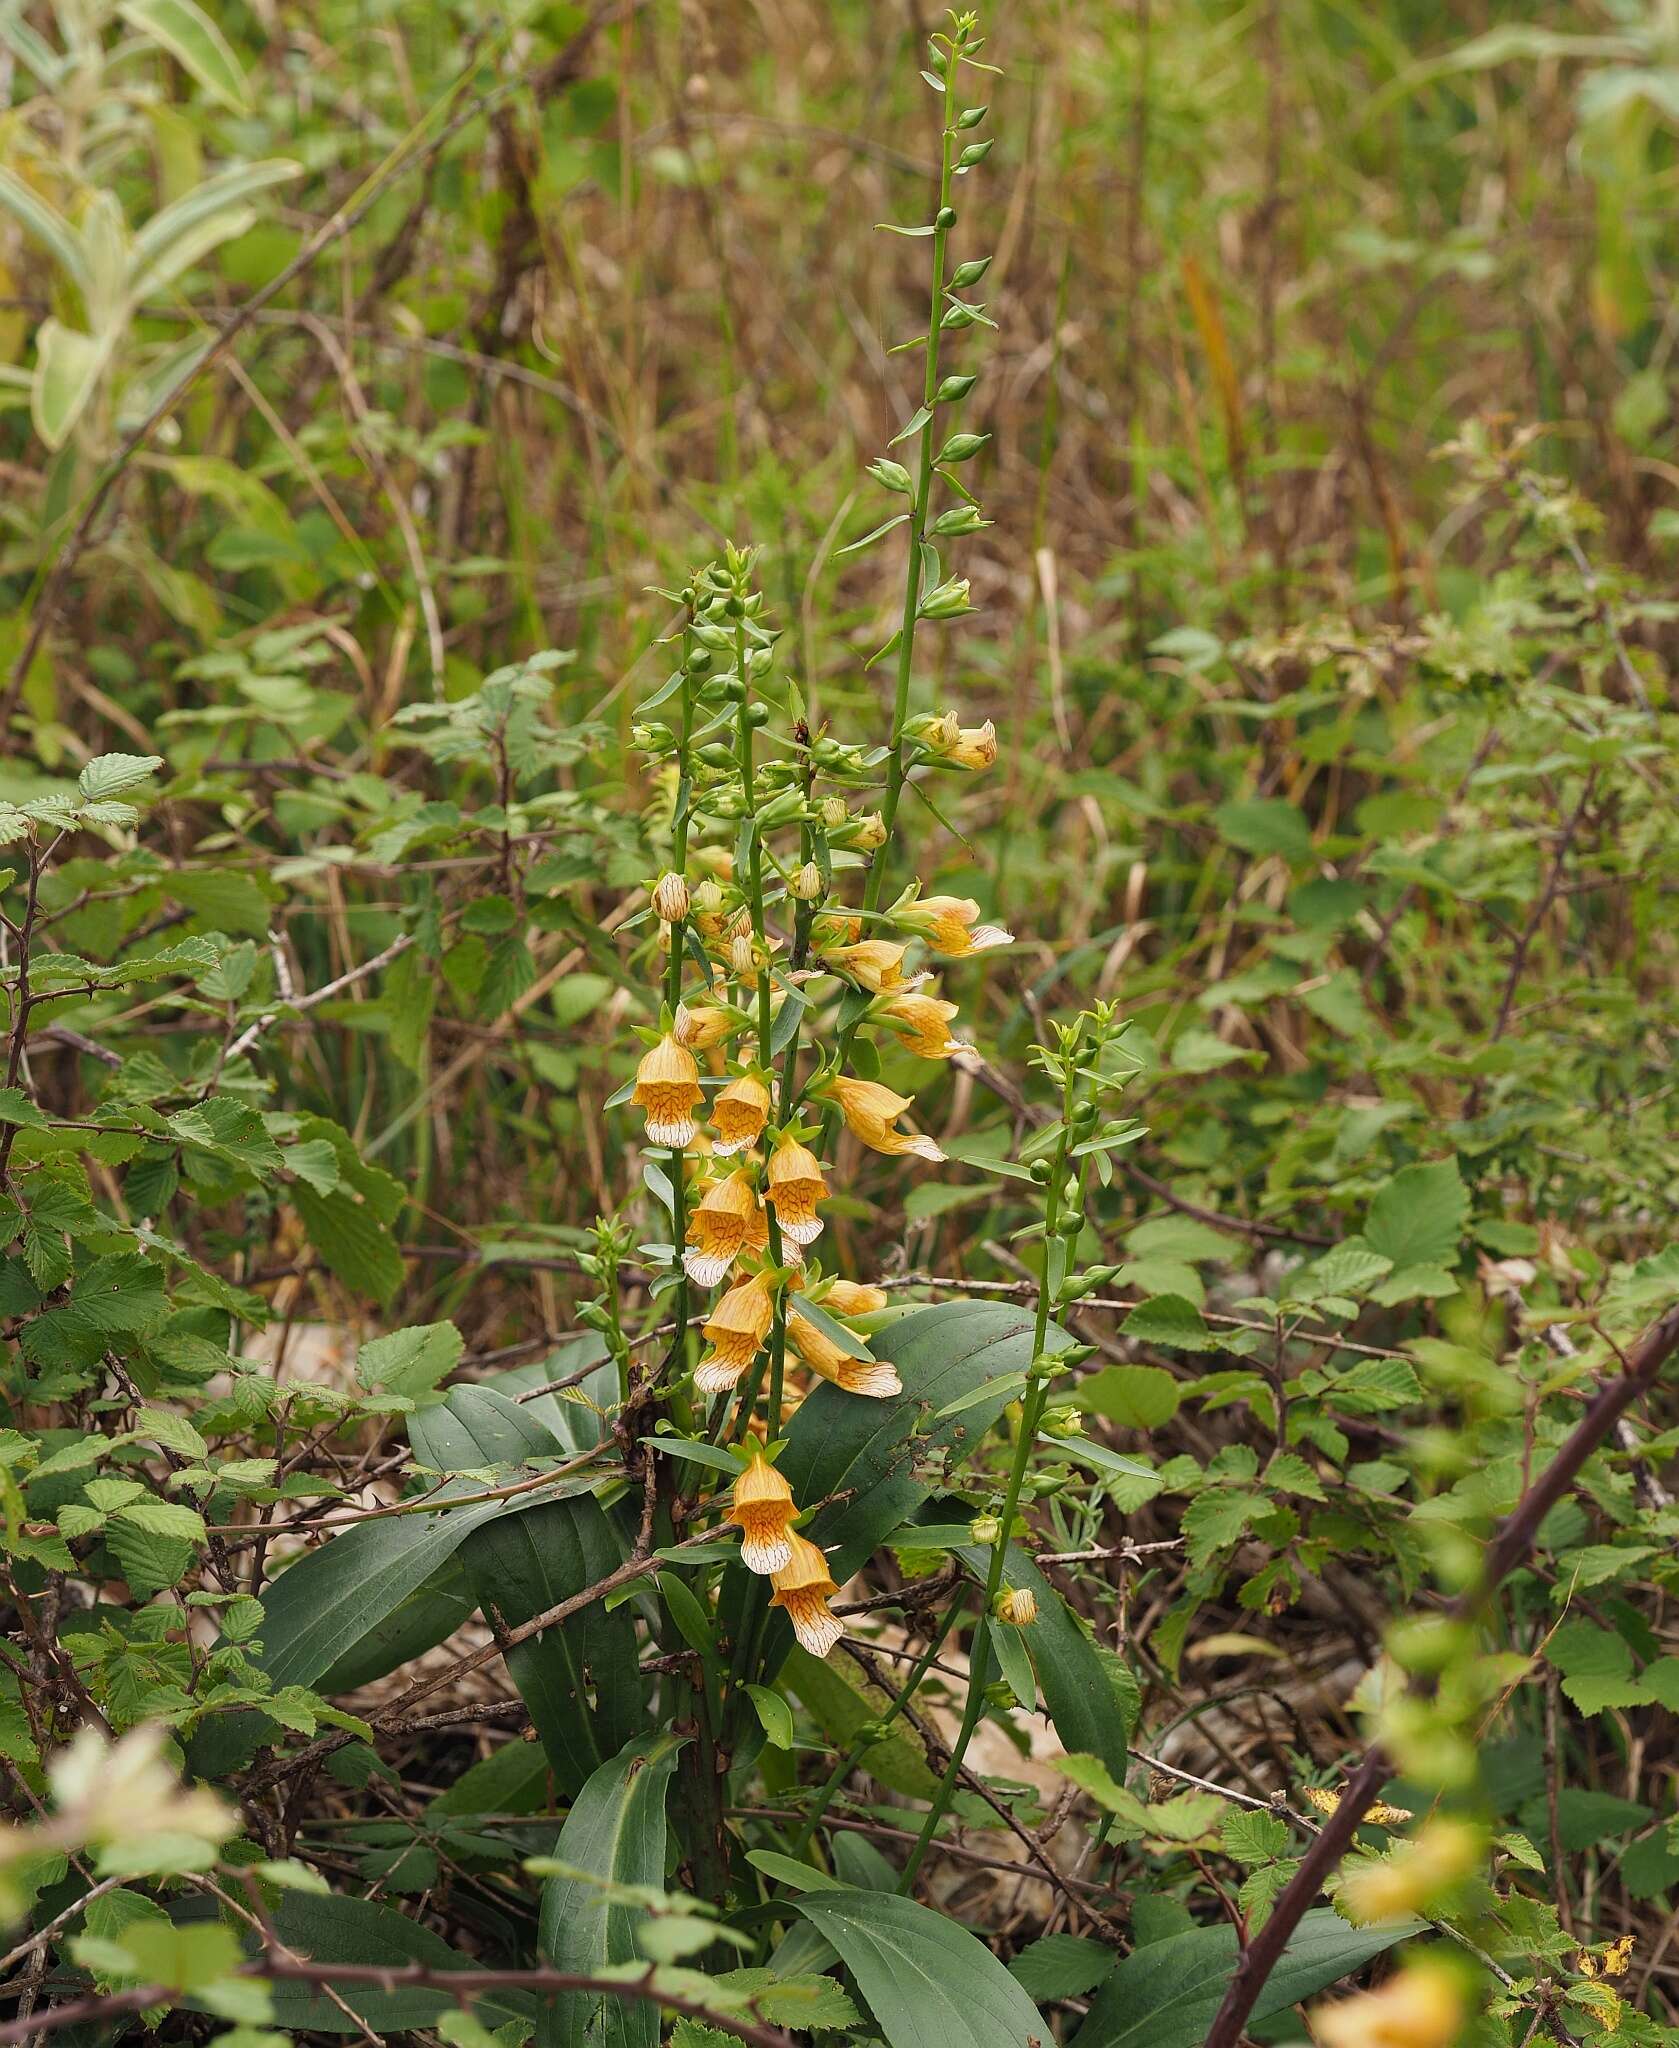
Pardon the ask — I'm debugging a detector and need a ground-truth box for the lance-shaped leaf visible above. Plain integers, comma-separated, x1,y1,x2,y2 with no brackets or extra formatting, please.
790,1887,1048,2048
1068,1909,1427,2048
536,1734,686,2048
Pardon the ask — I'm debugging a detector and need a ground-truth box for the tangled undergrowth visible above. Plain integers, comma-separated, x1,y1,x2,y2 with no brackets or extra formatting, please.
0,2,1677,2046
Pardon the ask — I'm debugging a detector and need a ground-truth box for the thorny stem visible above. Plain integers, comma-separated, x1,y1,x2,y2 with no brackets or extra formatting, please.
1201,1297,1679,2048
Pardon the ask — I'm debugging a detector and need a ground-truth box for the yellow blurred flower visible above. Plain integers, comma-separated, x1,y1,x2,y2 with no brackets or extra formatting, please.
1340,1819,1481,1925
1312,1961,1466,2048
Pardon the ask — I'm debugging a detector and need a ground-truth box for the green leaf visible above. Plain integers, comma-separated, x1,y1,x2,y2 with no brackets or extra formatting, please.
1076,1365,1180,1429
1213,798,1312,863
292,1185,404,1305
1363,1158,1468,1271
0,168,89,291
790,1888,1048,2048
462,1493,644,1796
32,319,110,449
743,1683,794,1750
781,1644,940,1798
536,1733,685,2048
1121,1296,1218,1353
78,754,163,801
779,1303,1076,1579
952,1544,1128,1781
1069,1909,1425,2048
245,1890,486,2034
1009,1932,1115,2001
117,0,253,111
355,1321,464,1401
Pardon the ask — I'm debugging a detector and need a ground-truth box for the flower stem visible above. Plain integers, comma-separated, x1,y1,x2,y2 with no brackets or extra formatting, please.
865,56,959,916
898,1038,1083,1891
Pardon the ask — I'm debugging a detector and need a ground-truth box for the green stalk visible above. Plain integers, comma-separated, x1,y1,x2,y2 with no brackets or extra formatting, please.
898,1043,1081,1892
664,630,697,1382
732,603,789,1444
790,1589,967,1860
865,58,959,916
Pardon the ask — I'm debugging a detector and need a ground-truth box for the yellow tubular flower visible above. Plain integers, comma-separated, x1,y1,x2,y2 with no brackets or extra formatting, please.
726,1452,797,1575
898,894,1014,958
823,1278,888,1317
694,1273,776,1394
712,1073,771,1155
683,1169,769,1287
770,1532,843,1657
812,913,863,952
826,1075,944,1161
675,1002,741,1051
946,720,998,771
1312,1962,1465,2048
788,1311,903,1399
631,1034,703,1147
878,990,970,1059
826,939,923,994
766,1136,829,1247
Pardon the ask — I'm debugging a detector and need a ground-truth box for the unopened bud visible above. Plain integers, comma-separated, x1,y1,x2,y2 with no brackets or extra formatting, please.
651,872,689,922
969,1514,1001,1546
853,812,887,851
995,1587,1037,1627
729,933,755,977
821,796,849,829
789,861,823,902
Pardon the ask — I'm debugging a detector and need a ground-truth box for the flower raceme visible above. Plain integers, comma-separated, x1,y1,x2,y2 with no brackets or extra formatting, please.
822,1075,945,1161
683,1169,769,1287
694,1271,777,1394
726,1452,797,1575
765,1135,828,1247
770,1531,843,1658
632,1034,703,1147
787,1310,903,1398
894,893,1013,958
